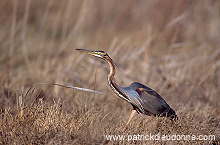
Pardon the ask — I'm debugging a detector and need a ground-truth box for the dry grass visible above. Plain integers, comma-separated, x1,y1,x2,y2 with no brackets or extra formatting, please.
0,0,220,144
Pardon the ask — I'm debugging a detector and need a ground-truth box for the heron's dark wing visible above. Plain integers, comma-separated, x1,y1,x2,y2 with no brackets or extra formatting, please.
136,87,172,115
126,82,176,117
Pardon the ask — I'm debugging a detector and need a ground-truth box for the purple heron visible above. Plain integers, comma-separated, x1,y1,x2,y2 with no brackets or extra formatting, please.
76,49,177,128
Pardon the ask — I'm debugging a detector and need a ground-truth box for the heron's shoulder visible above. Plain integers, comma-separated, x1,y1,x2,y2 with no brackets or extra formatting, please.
129,82,151,90
129,82,162,98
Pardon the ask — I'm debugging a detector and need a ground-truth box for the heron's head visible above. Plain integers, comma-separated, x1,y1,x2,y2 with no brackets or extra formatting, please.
76,49,109,59
76,49,119,70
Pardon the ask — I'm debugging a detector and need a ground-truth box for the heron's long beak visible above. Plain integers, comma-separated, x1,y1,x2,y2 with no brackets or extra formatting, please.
76,49,94,54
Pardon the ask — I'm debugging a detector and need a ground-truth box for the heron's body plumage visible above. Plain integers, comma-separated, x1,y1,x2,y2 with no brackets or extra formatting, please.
121,82,177,119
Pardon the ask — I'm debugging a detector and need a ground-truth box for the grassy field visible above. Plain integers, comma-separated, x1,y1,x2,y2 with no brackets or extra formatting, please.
0,0,219,144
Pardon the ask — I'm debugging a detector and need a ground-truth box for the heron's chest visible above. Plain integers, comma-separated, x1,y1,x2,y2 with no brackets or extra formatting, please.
108,81,131,103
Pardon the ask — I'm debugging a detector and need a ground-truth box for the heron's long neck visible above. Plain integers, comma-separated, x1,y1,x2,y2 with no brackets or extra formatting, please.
105,58,130,102
106,59,116,85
